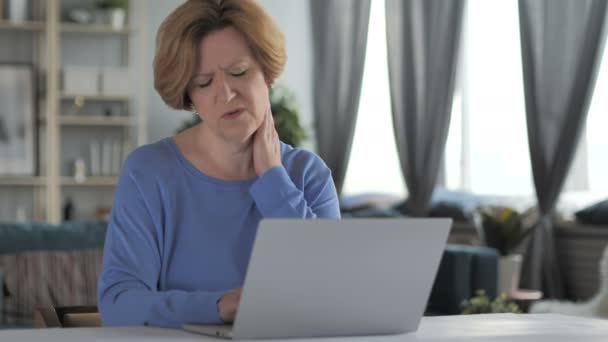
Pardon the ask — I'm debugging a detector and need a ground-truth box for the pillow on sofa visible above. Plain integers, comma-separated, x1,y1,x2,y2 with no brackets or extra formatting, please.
394,188,480,223
340,193,402,213
342,207,403,218
575,199,608,225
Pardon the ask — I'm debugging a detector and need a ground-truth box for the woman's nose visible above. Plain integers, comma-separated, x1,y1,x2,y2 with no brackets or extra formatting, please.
215,73,237,104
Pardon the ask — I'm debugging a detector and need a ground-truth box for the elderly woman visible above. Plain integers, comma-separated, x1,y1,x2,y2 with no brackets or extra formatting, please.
97,0,340,328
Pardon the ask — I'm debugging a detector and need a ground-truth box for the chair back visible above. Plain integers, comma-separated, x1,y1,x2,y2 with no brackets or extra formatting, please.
34,306,100,328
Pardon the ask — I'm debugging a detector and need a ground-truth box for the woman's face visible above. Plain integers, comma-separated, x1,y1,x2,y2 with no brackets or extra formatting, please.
188,27,270,144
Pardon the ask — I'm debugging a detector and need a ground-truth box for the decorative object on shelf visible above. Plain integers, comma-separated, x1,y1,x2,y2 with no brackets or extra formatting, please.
461,289,522,314
73,157,87,183
7,0,27,23
95,206,111,220
66,95,86,116
101,67,130,97
63,197,74,221
111,139,122,175
176,84,307,147
15,204,26,223
102,139,112,176
63,65,99,96
89,140,100,176
0,64,35,176
67,8,93,24
89,139,123,176
96,0,128,30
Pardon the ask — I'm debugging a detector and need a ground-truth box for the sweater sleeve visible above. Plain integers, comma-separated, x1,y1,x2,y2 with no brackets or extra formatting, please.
97,168,225,328
248,160,340,219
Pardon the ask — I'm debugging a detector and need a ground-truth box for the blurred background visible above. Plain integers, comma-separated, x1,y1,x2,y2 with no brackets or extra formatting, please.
1,0,608,328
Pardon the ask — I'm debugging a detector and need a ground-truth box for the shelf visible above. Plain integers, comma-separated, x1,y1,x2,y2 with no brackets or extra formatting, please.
61,177,118,187
60,23,132,34
60,115,132,126
60,94,131,102
0,20,45,31
0,176,45,186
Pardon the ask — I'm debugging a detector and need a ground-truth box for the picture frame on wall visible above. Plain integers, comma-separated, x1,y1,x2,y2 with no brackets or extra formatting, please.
0,64,36,176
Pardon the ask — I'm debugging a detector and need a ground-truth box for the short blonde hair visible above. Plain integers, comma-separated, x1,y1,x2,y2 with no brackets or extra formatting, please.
154,0,287,110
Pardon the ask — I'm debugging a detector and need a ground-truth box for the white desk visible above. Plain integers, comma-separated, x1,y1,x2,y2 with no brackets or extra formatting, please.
1,314,607,341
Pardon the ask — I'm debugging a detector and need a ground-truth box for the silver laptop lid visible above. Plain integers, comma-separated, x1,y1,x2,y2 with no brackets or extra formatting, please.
232,218,451,340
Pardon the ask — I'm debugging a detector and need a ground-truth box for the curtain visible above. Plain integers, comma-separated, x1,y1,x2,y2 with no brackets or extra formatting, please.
385,0,465,216
310,0,371,195
518,0,608,298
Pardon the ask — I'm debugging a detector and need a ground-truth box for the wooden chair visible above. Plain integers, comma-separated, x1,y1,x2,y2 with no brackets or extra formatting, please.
34,306,101,328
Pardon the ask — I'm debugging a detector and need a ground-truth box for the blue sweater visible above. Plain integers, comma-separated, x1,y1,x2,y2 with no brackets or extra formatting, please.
97,138,340,328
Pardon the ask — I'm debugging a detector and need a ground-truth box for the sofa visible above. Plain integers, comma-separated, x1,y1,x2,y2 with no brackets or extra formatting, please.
0,220,498,328
428,244,498,315
0,221,107,328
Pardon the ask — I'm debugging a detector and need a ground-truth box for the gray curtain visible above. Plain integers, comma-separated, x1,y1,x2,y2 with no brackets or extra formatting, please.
385,0,465,216
310,0,371,195
519,0,608,298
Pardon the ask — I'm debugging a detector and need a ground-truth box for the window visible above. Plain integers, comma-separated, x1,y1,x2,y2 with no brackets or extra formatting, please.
344,0,608,210
342,0,406,198
445,0,533,196
445,0,608,210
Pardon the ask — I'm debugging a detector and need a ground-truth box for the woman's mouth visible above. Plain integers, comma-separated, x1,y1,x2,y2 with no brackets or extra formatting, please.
222,108,245,120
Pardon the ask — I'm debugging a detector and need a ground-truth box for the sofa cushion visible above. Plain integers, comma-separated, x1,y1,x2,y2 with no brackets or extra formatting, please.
394,188,481,223
0,221,107,255
427,244,499,315
575,199,608,225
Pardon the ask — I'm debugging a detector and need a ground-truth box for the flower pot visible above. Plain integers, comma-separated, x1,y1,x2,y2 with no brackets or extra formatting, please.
498,254,522,296
8,0,28,22
108,8,126,30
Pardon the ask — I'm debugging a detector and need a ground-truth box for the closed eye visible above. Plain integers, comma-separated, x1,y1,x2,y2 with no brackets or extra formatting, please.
197,79,212,88
231,70,247,77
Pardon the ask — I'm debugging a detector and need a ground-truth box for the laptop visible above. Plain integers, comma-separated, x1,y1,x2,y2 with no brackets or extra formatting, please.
183,218,451,340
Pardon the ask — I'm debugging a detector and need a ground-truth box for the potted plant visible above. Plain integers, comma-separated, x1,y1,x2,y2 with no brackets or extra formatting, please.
96,0,128,30
461,289,522,314
177,84,308,147
477,206,536,296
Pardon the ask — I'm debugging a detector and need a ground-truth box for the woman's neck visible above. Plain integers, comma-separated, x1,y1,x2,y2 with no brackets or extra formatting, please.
178,124,257,181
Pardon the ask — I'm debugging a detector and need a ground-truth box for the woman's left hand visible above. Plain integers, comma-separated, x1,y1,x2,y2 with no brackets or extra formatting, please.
253,104,282,176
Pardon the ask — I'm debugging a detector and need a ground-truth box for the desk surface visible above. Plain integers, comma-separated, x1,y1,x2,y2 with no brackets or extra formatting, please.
2,314,607,341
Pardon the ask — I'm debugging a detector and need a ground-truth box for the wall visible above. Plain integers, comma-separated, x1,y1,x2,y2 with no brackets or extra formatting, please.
145,0,316,150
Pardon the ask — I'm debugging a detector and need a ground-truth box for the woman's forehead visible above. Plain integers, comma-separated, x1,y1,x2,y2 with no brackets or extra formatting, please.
198,27,254,71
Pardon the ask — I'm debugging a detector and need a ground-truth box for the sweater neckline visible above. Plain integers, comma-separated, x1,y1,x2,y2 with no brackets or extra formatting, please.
164,137,258,189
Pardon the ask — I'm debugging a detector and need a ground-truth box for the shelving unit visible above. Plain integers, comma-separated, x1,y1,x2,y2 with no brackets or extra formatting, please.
0,0,147,223
59,116,132,127
0,19,44,30
60,23,132,34
0,177,46,187
61,176,118,187
60,93,131,101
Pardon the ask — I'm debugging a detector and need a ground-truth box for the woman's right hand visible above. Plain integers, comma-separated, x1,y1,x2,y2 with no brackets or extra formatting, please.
218,288,242,323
